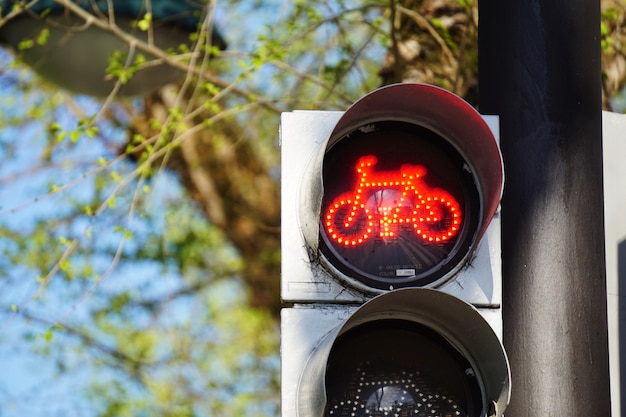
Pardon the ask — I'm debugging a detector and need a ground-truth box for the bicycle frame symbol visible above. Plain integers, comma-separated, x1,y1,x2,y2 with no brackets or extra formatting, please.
324,155,462,247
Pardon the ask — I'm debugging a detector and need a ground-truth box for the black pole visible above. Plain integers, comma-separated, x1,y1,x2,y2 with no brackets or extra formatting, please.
478,1,611,415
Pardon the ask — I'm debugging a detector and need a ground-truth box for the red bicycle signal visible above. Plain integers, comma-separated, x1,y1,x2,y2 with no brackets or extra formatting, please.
309,85,501,290
323,155,463,247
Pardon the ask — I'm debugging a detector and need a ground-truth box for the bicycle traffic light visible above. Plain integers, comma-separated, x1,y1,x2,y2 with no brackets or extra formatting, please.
281,83,510,417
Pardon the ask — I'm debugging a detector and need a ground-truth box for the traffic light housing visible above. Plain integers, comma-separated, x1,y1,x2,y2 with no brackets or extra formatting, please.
281,83,510,417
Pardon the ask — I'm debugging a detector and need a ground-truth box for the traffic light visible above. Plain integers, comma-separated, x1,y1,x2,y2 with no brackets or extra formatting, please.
0,0,226,97
281,83,510,417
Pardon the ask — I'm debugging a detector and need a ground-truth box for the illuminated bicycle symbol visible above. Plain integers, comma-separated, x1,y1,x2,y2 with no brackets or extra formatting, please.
324,155,463,247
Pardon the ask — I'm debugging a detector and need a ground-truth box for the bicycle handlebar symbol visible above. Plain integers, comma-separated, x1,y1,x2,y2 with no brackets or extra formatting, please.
324,155,462,247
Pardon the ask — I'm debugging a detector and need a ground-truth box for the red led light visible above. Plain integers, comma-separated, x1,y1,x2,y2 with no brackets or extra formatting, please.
324,156,462,247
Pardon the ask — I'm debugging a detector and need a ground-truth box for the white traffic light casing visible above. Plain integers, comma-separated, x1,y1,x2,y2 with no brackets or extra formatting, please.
282,84,502,307
281,84,510,417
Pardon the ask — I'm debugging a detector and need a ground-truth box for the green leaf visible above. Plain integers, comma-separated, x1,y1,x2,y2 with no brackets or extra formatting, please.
110,171,122,183
18,38,34,50
44,328,54,342
37,28,50,46
137,13,152,31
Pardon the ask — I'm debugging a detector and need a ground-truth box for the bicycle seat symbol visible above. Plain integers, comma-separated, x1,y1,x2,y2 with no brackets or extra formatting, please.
324,155,462,247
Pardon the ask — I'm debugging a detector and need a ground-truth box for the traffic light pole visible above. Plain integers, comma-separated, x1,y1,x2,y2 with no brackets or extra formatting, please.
478,1,612,415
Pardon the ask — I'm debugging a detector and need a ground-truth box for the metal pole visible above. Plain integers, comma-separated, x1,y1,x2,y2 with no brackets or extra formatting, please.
478,1,611,415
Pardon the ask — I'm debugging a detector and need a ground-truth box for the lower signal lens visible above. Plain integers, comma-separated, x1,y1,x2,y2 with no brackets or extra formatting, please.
324,320,482,417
